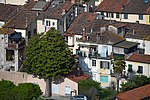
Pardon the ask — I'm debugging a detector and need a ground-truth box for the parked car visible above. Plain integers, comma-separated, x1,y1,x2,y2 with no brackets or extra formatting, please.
70,95,87,100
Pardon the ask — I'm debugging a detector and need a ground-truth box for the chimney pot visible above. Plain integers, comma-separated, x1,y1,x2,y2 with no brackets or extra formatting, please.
82,28,87,41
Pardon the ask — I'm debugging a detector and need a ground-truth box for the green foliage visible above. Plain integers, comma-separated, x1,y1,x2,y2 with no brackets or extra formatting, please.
12,83,42,100
78,79,115,100
0,80,16,100
121,75,150,92
112,58,126,74
0,80,42,100
99,88,116,100
78,79,100,100
23,28,75,79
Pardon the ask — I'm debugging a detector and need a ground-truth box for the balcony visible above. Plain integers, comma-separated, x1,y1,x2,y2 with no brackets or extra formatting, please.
6,39,26,49
88,51,98,58
88,51,111,59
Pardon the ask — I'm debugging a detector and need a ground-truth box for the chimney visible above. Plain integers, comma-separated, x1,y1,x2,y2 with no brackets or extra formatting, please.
82,28,87,41
71,0,75,4
133,29,135,35
62,9,66,15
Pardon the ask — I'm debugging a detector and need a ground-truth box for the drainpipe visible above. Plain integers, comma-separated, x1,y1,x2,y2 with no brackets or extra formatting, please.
148,64,150,77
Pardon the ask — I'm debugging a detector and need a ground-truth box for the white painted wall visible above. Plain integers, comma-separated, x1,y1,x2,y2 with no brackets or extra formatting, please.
126,38,150,54
0,21,5,28
126,61,150,77
95,0,103,7
0,0,5,3
37,20,45,34
113,47,124,54
99,12,147,24
0,71,78,96
68,36,74,46
0,34,5,69
6,0,26,5
49,19,58,30
15,29,26,38
73,35,82,54
98,44,112,56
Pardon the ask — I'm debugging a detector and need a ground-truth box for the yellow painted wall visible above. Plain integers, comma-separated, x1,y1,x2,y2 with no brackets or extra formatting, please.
146,15,150,25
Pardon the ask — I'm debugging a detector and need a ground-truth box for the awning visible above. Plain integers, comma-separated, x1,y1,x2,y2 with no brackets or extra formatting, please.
9,32,22,40
114,41,139,49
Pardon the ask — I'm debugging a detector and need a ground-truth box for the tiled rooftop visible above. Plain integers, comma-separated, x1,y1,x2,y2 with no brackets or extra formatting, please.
68,73,91,82
66,12,150,41
3,10,37,29
37,1,74,20
116,84,150,100
127,53,150,64
114,41,139,49
79,31,124,45
96,0,150,14
0,3,21,21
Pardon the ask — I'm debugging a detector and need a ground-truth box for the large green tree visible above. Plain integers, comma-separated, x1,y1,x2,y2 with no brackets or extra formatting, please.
112,57,126,93
24,28,75,97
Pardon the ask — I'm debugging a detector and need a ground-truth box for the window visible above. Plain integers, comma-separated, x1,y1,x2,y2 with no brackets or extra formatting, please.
100,46,108,57
144,0,148,3
128,64,132,72
111,13,114,18
92,60,96,66
52,22,55,26
46,20,50,26
6,50,14,61
116,13,120,18
139,14,143,20
124,14,128,19
100,76,108,82
65,85,71,96
101,12,104,15
137,66,143,74
106,12,109,18
100,61,110,69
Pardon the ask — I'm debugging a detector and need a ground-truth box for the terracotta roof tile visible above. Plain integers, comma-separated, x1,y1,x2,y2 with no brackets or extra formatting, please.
0,3,21,21
116,84,150,100
68,74,91,82
81,31,124,45
66,12,150,41
127,53,150,64
37,2,74,20
3,10,37,29
96,0,150,14
96,0,129,13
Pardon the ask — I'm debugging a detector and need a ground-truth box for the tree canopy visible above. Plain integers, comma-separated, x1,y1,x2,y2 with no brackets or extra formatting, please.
24,28,75,79
121,75,150,92
0,80,42,100
78,79,115,100
112,58,126,74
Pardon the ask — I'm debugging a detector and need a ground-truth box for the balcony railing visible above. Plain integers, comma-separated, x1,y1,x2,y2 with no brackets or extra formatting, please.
77,50,111,59
6,39,26,49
